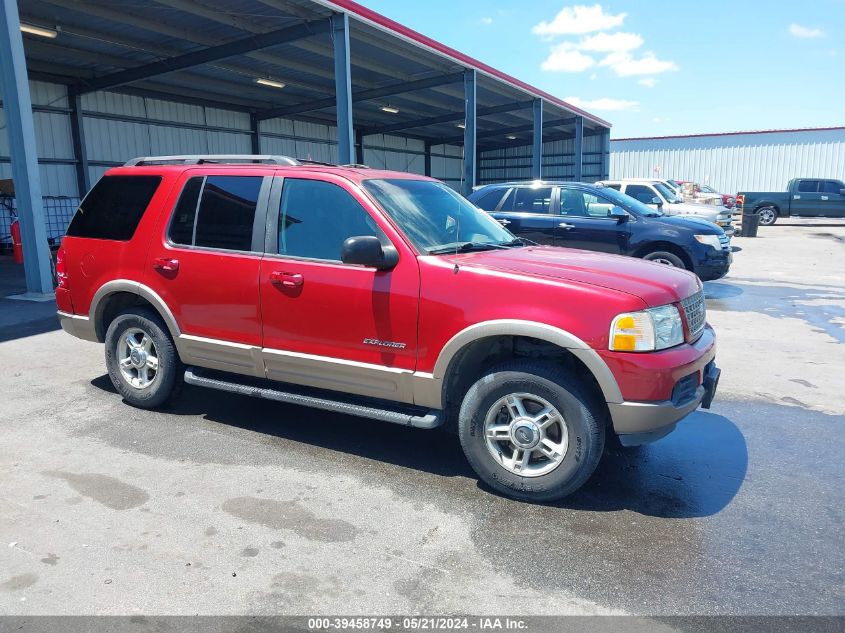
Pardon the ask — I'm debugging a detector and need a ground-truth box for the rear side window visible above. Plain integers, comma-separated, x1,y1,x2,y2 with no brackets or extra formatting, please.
797,180,819,193
66,175,161,240
473,188,507,211
168,176,263,252
513,187,552,214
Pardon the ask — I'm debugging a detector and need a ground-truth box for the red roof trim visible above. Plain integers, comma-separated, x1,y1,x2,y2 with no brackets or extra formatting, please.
613,126,845,142
316,0,612,129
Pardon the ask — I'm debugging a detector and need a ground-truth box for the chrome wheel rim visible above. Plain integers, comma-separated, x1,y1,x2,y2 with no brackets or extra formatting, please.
758,208,775,225
651,257,676,266
118,328,159,389
484,393,568,477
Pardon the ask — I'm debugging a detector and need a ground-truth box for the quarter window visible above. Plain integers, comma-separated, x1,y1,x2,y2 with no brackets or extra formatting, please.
66,175,161,241
277,179,383,261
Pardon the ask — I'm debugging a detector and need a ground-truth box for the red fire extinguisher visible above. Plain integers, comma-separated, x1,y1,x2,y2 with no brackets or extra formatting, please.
11,219,23,264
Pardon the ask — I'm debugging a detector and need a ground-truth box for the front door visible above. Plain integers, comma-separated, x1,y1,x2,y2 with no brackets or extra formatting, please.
489,185,558,245
819,180,845,218
258,174,420,402
555,188,630,253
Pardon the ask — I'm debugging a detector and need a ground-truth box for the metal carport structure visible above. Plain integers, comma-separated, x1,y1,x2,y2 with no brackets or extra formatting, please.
0,0,611,294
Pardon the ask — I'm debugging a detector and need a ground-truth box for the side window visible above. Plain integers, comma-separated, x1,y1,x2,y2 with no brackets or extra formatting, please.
626,184,658,204
823,180,843,194
193,176,263,251
513,187,552,214
473,188,507,211
497,188,516,211
168,177,203,245
797,180,819,193
278,179,383,261
66,175,161,240
582,192,616,217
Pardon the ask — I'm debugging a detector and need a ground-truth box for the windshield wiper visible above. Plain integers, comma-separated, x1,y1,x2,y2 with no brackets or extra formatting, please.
427,241,508,255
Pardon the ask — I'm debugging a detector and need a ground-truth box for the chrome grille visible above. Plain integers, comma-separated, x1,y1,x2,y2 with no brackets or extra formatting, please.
681,290,706,340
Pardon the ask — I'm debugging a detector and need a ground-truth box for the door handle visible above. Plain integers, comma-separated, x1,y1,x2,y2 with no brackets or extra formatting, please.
558,222,575,230
821,196,829,201
270,271,304,288
152,257,179,273
497,218,511,225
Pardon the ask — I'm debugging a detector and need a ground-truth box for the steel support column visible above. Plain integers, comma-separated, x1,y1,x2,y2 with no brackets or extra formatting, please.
332,12,354,165
462,69,477,196
249,113,261,154
0,0,53,294
68,88,90,196
601,128,611,179
573,116,584,181
532,98,543,180
355,129,364,165
424,141,432,177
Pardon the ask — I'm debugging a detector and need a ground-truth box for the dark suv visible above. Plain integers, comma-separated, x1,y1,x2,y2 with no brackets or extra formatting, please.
469,181,732,281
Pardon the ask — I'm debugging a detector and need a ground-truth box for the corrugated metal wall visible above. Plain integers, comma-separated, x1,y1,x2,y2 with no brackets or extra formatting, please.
479,133,606,184
1,80,464,199
610,128,845,194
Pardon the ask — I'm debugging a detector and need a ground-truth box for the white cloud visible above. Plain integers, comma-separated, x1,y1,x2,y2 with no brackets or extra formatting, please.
480,16,493,25
533,4,626,36
638,77,657,87
565,96,639,111
578,31,643,52
541,44,596,72
600,51,678,76
589,73,598,80
789,23,824,38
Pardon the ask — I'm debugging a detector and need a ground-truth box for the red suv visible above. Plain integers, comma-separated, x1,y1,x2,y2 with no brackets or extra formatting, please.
57,155,720,502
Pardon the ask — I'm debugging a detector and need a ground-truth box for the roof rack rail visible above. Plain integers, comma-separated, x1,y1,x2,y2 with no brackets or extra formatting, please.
341,163,371,169
124,155,300,166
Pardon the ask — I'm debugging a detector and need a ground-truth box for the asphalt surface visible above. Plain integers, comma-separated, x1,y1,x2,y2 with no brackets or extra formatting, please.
0,219,843,616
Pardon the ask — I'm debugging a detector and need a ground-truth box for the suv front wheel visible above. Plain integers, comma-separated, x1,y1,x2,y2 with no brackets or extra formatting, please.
105,307,183,408
458,361,605,502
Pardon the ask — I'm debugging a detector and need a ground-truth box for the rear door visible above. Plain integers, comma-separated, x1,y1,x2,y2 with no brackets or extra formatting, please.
792,179,822,216
819,180,845,218
489,185,557,244
258,173,420,402
146,169,271,375
555,188,630,253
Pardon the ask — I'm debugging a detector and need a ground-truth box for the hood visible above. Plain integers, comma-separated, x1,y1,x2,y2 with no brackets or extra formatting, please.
666,201,728,217
656,214,724,233
447,246,700,307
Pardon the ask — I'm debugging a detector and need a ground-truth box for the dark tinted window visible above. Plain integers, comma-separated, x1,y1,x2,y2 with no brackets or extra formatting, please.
560,189,616,217
168,177,203,245
473,188,507,211
626,184,658,204
194,176,262,251
604,183,621,191
513,187,552,214
498,188,516,211
66,175,161,240
279,179,382,261
797,180,819,193
823,180,843,194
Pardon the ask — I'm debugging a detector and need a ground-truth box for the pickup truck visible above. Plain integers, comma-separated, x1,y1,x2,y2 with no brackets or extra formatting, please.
737,178,845,226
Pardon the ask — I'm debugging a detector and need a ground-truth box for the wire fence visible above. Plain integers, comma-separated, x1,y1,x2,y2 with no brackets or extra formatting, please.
0,196,79,254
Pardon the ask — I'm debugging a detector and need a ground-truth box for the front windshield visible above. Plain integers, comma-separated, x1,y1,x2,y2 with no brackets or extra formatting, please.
362,179,516,254
699,184,716,194
653,182,680,203
596,185,664,217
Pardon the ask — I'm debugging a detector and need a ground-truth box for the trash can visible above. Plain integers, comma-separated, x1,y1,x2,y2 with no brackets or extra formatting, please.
741,212,759,238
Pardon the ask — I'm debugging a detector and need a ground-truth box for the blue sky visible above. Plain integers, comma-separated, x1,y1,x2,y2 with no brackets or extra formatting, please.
356,1,844,138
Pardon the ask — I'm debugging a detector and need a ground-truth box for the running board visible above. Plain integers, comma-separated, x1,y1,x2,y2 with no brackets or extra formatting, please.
184,367,442,430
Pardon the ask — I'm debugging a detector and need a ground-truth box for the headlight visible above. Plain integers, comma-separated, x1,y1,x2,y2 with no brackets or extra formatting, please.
694,234,722,250
610,305,684,352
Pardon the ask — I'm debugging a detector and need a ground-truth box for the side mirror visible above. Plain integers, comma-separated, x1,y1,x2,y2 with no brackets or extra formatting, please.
651,196,664,208
609,206,629,222
341,236,398,270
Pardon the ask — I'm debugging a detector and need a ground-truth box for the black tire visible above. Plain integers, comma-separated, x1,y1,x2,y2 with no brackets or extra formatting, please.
458,361,605,502
643,250,686,269
756,206,778,226
104,307,183,409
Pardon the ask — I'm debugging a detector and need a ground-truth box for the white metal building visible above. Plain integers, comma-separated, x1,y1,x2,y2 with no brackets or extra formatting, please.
610,127,845,194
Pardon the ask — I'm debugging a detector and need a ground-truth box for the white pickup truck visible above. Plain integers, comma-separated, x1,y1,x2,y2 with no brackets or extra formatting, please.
597,179,735,236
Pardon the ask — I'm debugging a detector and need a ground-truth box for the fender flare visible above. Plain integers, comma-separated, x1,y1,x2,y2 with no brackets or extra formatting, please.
89,279,181,342
432,319,624,404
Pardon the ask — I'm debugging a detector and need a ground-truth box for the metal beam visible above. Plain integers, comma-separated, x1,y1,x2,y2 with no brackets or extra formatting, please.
67,88,90,196
573,116,584,181
442,116,576,145
0,0,52,294
360,99,533,136
250,114,261,154
332,13,355,165
73,19,331,94
256,71,464,121
532,98,543,180
601,128,611,179
424,141,432,177
462,69,477,196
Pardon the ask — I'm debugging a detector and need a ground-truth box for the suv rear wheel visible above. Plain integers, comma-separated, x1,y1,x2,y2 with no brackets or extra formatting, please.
458,361,604,502
105,307,183,408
